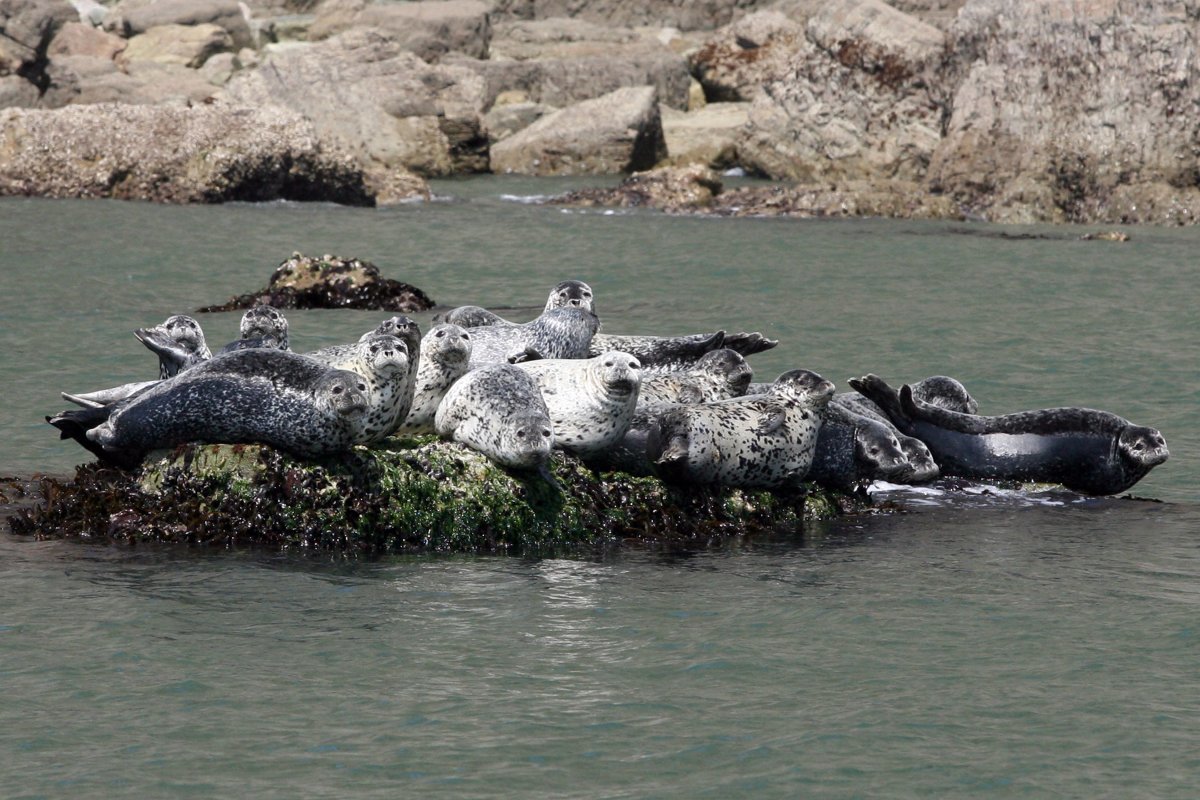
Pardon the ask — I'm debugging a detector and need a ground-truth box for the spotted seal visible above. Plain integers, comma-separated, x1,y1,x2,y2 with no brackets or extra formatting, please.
848,374,1169,495
398,324,473,435
517,351,641,458
218,305,290,353
309,333,412,443
437,280,595,329
434,363,555,475
806,402,913,491
48,349,371,469
646,369,836,488
466,306,600,368
589,330,777,374
637,349,753,408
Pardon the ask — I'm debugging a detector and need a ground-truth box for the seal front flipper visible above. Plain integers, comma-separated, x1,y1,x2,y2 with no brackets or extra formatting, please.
755,409,787,437
507,346,543,364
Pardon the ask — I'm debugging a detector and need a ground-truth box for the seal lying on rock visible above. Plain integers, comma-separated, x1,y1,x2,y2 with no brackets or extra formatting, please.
466,306,600,368
435,364,555,476
309,334,412,443
848,374,1170,495
310,316,423,433
437,280,596,329
398,323,473,435
218,305,290,353
647,369,836,489
48,349,372,469
517,351,642,458
638,348,753,408
806,402,913,491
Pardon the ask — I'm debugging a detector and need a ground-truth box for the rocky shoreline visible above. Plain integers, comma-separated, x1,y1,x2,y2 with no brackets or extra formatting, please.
1,0,1196,224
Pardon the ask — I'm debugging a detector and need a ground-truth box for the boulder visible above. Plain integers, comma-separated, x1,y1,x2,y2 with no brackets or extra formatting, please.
659,101,749,168
197,252,437,312
110,0,254,50
489,0,774,32
0,0,76,82
46,20,126,60
221,29,490,177
689,11,807,102
731,0,945,183
490,85,666,175
552,164,725,212
448,47,693,111
40,56,219,106
0,102,376,204
117,22,233,68
483,99,554,142
490,16,663,60
308,0,490,60
927,0,1200,225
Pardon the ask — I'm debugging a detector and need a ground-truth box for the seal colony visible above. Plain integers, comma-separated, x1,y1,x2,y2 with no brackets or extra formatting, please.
42,277,1171,550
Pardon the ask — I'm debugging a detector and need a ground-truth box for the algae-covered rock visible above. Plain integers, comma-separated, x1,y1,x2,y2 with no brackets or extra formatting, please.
9,439,868,555
197,252,436,313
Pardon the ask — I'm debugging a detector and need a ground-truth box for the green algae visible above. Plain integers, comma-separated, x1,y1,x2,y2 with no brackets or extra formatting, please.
9,439,871,556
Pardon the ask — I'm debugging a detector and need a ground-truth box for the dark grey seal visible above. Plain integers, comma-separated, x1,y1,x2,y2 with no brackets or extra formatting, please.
136,314,213,379
806,402,913,491
647,369,836,489
848,374,1170,495
48,349,371,469
434,363,555,475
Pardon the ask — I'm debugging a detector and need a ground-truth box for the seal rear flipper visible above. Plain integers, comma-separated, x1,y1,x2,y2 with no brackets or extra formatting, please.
847,374,912,430
721,331,779,357
61,380,159,409
46,408,139,468
136,327,195,377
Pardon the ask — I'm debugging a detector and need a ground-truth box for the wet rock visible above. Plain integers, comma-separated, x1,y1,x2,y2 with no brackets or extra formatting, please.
197,252,436,312
490,85,666,176
7,440,863,555
0,102,373,204
553,164,724,211
221,29,489,177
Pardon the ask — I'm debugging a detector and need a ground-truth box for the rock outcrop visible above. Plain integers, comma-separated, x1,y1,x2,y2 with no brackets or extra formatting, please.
0,102,374,204
308,0,491,61
490,85,666,175
221,28,489,177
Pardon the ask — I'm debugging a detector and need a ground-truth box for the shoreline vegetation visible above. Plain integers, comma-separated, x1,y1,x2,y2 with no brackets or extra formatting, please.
1,0,1197,225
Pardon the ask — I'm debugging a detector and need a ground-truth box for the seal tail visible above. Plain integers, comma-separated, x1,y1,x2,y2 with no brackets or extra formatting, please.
46,406,131,467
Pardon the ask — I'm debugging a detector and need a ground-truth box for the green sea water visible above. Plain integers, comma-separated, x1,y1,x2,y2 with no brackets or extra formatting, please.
1,179,1198,797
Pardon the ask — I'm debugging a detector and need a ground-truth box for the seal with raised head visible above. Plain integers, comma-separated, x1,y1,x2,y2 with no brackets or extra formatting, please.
218,305,290,353
466,306,600,368
398,323,473,435
638,348,753,408
517,351,642,458
48,349,371,469
309,333,413,443
434,363,555,475
806,402,913,491
310,316,423,432
647,369,836,489
848,374,1170,495
590,330,777,373
437,280,596,329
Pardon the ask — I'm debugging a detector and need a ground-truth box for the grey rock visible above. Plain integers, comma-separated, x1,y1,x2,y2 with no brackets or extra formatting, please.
483,99,554,142
222,28,489,177
0,101,374,204
112,0,254,50
41,55,219,106
659,101,749,168
490,85,666,175
490,0,772,32
0,0,76,76
46,20,125,60
118,22,234,68
0,73,39,106
309,0,490,61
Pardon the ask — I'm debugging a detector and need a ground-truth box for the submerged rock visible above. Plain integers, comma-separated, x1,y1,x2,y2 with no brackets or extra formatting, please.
8,440,867,555
197,253,436,313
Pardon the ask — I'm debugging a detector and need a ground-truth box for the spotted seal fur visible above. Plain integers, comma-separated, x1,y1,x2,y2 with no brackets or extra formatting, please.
466,306,600,368
218,305,290,353
637,349,753,409
517,351,642,458
848,374,1169,495
309,333,412,443
647,369,835,489
48,349,371,469
398,324,473,435
434,364,555,475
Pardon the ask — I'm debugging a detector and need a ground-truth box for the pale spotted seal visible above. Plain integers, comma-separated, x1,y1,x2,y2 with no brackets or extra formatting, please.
310,333,413,443
647,369,836,489
848,374,1169,495
637,349,752,408
466,306,600,368
517,351,642,458
398,323,473,435
437,280,595,329
434,364,555,475
48,349,371,469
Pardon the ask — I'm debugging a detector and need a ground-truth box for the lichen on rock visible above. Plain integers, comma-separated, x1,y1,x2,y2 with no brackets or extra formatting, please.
8,439,869,556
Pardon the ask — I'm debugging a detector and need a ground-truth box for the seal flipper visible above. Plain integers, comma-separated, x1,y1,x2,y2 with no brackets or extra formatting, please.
136,327,197,378
676,385,704,405
755,409,787,437
46,406,139,468
721,331,779,357
507,346,543,364
847,375,914,432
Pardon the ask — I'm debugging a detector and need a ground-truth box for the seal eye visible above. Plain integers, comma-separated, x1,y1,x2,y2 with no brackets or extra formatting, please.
516,429,526,439
332,385,343,394
436,330,445,338
542,428,551,438
604,361,614,367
